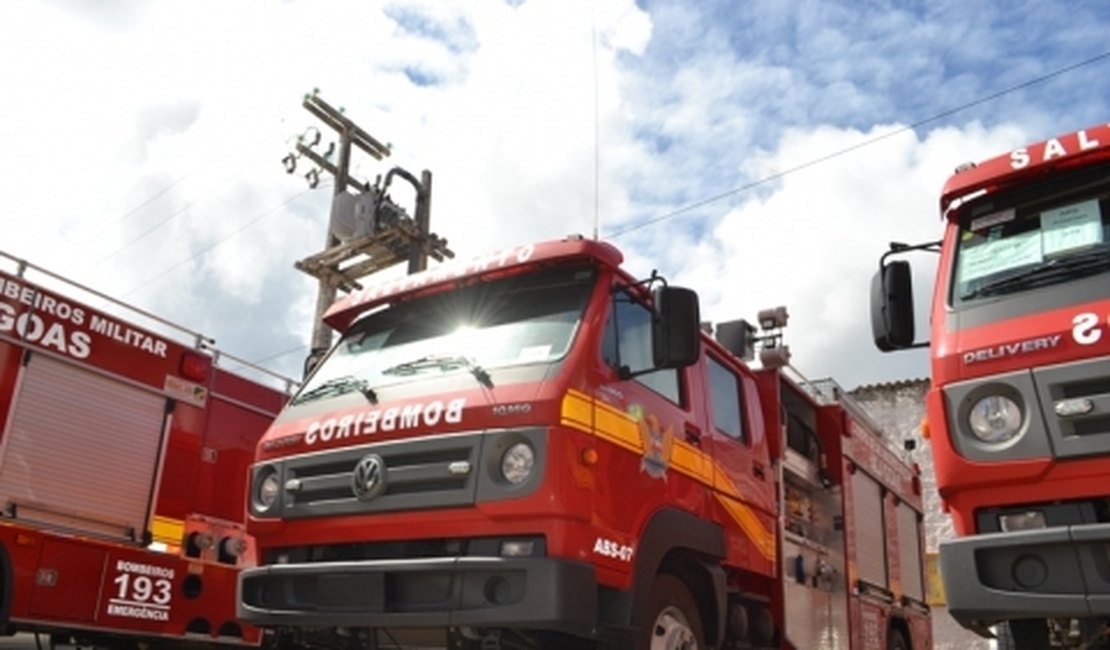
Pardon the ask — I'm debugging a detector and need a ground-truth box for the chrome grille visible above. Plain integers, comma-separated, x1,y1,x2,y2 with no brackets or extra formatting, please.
277,433,481,519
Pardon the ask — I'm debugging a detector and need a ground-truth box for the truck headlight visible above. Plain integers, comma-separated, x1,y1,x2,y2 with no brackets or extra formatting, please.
500,443,535,485
968,394,1023,443
255,468,280,511
500,539,536,557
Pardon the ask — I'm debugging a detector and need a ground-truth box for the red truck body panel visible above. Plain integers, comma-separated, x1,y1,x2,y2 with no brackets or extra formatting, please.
0,252,291,645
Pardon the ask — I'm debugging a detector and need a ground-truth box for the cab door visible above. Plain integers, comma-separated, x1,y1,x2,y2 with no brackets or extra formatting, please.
702,352,776,575
590,285,707,563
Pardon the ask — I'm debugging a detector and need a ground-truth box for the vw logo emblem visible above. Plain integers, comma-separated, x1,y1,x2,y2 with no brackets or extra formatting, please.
352,454,387,501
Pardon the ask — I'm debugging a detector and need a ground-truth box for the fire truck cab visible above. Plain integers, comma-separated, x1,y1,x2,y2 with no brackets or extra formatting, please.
241,236,929,649
871,123,1110,648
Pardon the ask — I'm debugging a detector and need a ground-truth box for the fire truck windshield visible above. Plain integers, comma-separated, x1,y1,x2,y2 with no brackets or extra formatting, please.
294,264,596,403
952,178,1110,306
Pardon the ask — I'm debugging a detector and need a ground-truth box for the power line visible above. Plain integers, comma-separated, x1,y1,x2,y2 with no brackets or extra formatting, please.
86,160,209,241
93,153,270,266
608,50,1110,238
251,344,307,366
86,128,294,244
119,185,322,299
117,184,323,378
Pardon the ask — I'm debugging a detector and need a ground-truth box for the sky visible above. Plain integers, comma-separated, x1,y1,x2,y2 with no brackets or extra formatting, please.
1,0,1108,391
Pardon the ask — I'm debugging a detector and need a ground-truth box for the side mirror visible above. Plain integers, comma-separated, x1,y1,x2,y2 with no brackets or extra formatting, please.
870,260,915,351
652,286,701,368
303,347,328,379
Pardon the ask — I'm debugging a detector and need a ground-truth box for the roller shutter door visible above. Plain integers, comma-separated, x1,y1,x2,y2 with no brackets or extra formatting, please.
851,470,888,588
0,354,168,542
896,501,925,602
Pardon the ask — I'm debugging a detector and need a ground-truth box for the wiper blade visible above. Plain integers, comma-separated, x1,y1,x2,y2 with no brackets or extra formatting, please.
962,247,1110,299
382,354,493,388
293,375,378,405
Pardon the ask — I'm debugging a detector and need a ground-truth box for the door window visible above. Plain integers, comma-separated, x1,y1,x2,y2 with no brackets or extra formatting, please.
707,356,745,441
601,290,682,404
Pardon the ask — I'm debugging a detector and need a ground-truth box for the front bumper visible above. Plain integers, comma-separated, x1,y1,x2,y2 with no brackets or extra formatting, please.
940,522,1110,626
238,556,598,637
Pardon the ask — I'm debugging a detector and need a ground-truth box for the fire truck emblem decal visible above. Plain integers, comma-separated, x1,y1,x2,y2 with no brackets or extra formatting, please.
630,405,674,479
352,454,387,501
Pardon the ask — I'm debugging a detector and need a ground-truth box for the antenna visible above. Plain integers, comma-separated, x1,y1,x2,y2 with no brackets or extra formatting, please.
591,2,600,240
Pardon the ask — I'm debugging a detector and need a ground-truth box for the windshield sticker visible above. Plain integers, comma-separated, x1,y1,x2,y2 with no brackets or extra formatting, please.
958,230,1042,283
517,345,552,362
970,208,1015,232
1041,199,1102,256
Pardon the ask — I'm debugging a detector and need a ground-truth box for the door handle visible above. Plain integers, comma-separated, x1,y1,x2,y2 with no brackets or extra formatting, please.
753,462,766,480
684,424,702,447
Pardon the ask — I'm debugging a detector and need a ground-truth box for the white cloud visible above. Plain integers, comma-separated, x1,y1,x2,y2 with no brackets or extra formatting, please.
651,121,1033,387
0,0,1106,385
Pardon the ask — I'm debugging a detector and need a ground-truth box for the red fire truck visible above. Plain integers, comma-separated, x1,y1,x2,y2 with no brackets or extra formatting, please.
0,250,293,647
239,236,930,649
871,123,1110,648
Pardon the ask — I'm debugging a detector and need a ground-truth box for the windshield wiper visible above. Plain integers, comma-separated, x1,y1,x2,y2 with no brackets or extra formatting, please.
381,354,494,388
293,375,378,405
961,246,1110,300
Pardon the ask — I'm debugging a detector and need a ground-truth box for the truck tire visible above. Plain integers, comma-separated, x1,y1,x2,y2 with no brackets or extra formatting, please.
887,627,909,650
639,574,705,650
1009,619,1050,650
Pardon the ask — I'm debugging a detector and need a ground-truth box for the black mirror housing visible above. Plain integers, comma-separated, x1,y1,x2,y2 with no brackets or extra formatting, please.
870,261,915,350
652,286,701,368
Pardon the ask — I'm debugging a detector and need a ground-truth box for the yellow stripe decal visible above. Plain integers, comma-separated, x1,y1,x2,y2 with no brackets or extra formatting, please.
711,466,776,561
560,389,593,433
669,439,713,484
594,401,642,452
560,390,776,562
714,493,776,560
151,515,185,545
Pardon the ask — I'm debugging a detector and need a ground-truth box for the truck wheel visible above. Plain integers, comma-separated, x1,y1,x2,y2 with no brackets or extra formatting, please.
1009,619,1051,650
639,574,705,650
887,627,909,650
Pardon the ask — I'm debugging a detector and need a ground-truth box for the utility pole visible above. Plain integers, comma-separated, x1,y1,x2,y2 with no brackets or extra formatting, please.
296,92,388,362
283,91,453,375
409,170,433,274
